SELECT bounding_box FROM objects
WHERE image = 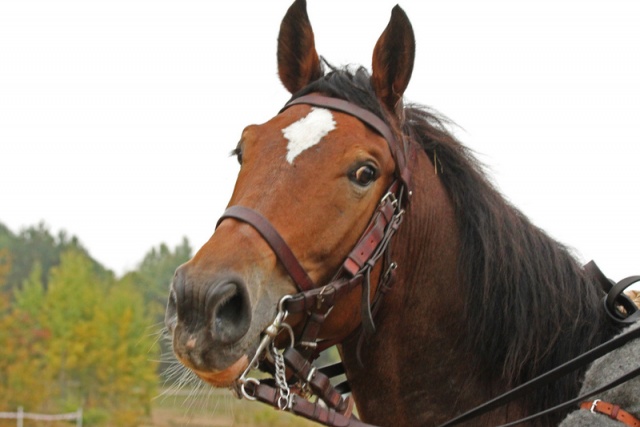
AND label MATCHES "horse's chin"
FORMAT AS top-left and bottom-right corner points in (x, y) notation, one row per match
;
(191, 355), (249, 387)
